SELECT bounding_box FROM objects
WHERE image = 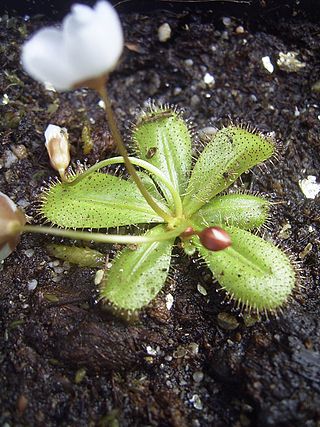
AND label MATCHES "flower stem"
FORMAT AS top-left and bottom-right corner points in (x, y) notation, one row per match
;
(21, 224), (183, 245)
(98, 85), (172, 223)
(67, 155), (183, 218)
